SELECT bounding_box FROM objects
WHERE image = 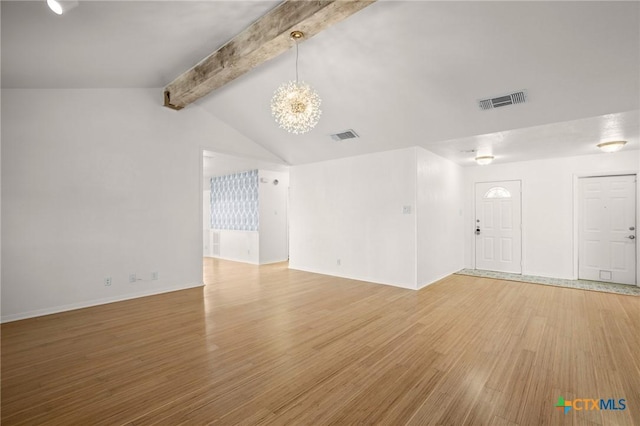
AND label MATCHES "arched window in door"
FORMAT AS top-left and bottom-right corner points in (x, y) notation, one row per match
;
(484, 187), (511, 199)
